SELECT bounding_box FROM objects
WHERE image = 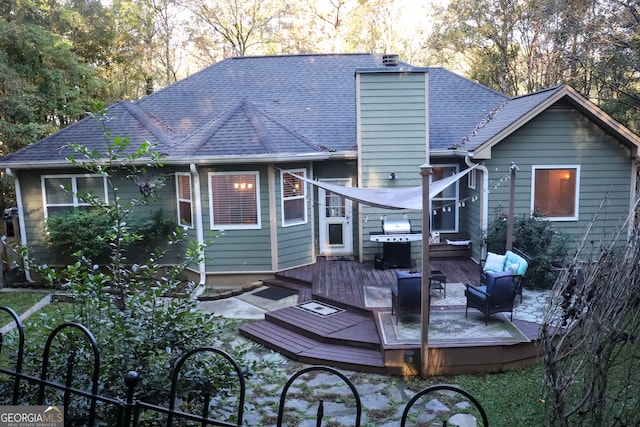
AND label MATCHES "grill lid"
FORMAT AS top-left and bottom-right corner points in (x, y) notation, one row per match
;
(382, 219), (411, 234)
